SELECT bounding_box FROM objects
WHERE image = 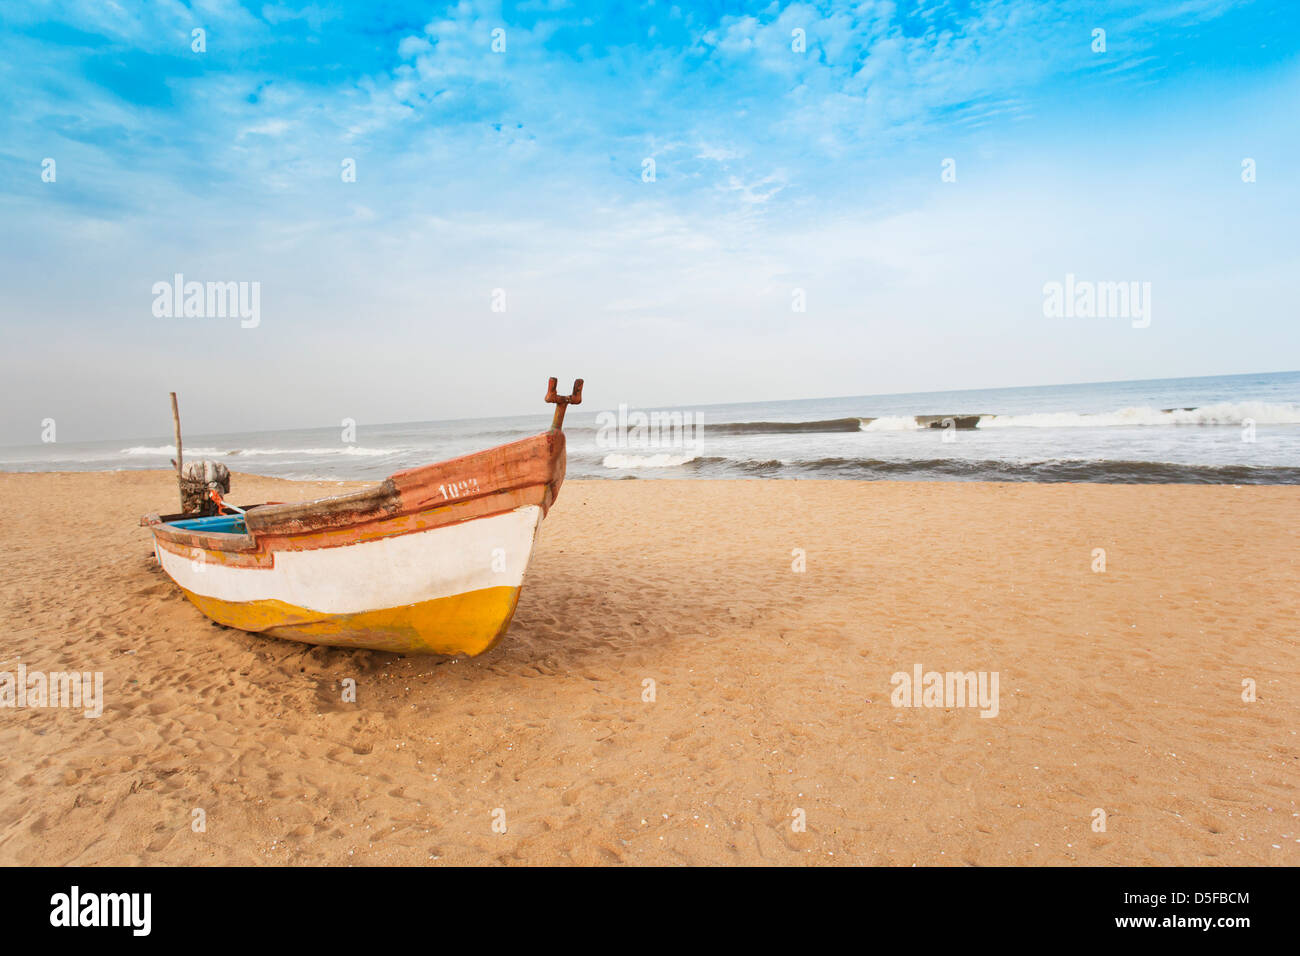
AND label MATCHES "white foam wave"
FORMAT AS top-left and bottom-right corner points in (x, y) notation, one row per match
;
(121, 445), (397, 457)
(853, 402), (1300, 432)
(230, 446), (398, 457)
(602, 453), (698, 469)
(861, 416), (918, 431)
(122, 445), (198, 456)
(979, 402), (1300, 429)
